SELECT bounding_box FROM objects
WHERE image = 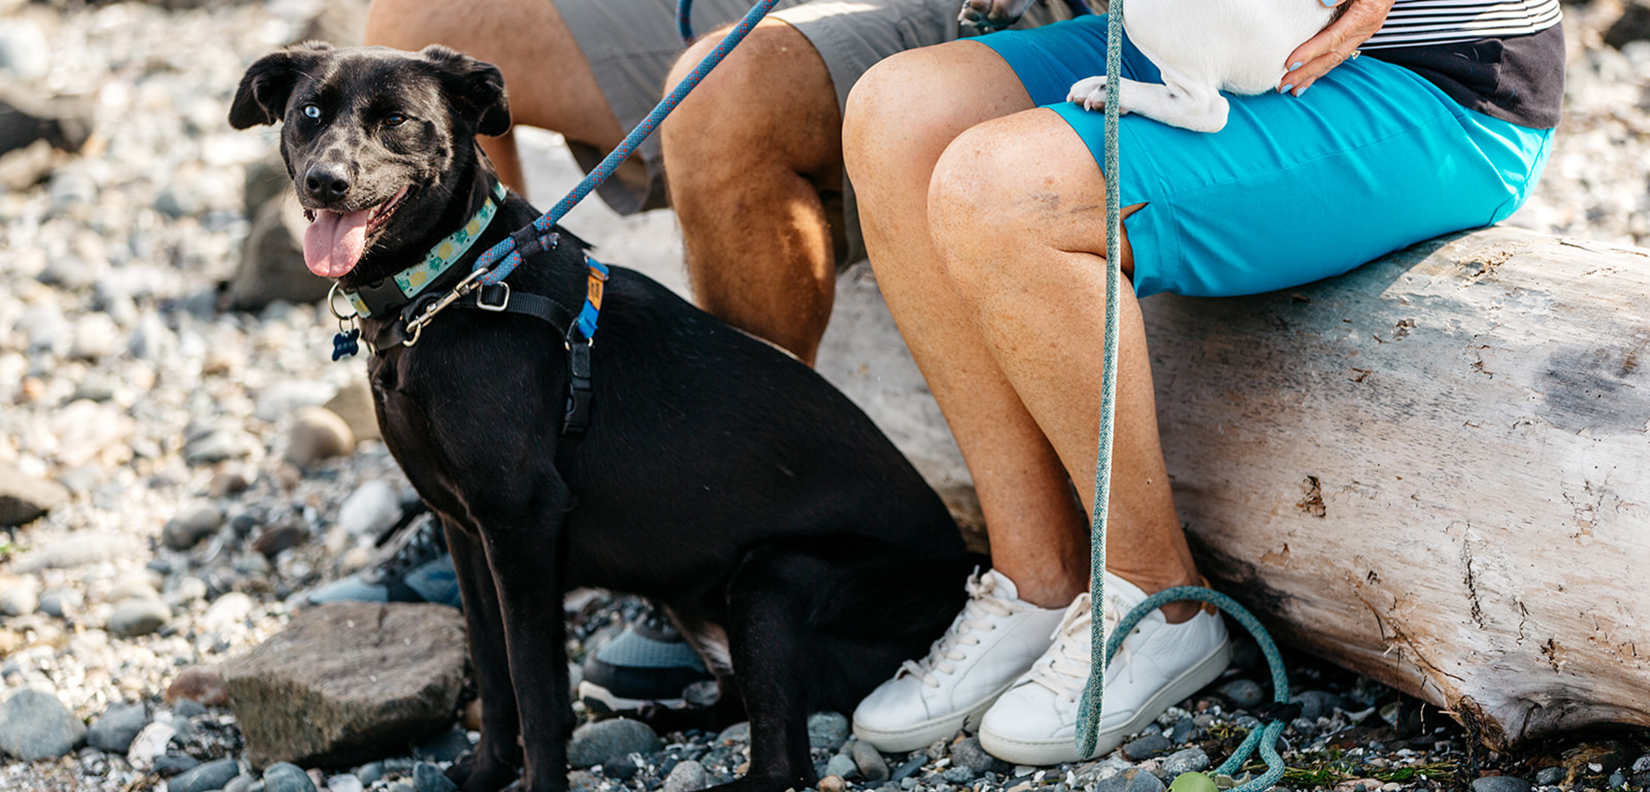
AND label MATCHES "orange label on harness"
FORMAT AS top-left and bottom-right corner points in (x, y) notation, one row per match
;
(587, 276), (604, 310)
